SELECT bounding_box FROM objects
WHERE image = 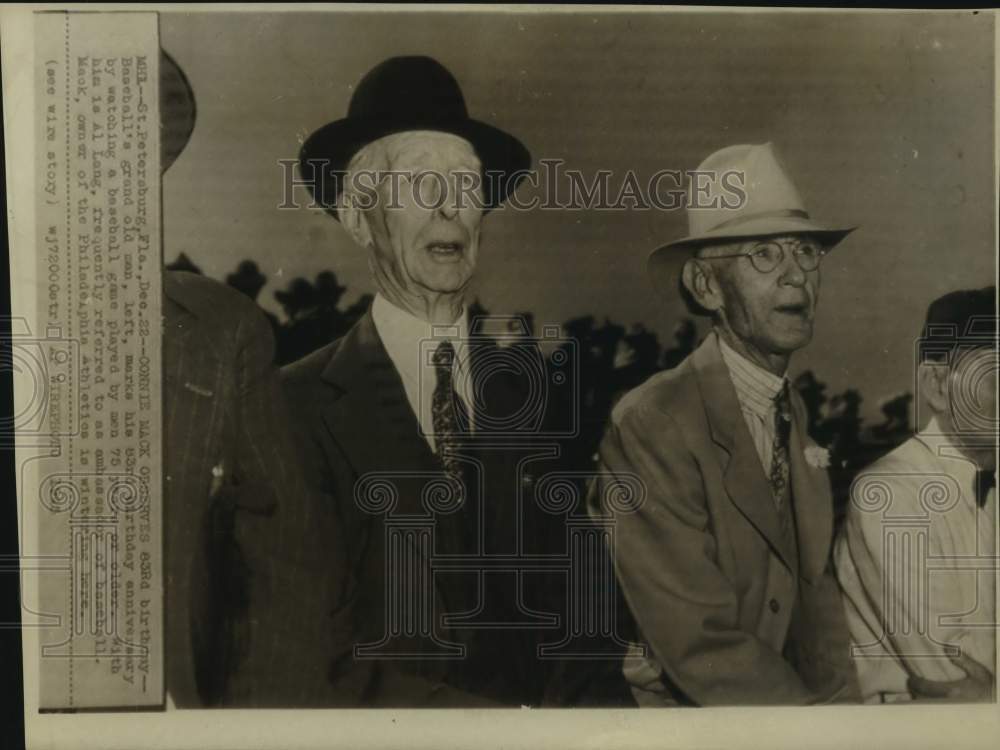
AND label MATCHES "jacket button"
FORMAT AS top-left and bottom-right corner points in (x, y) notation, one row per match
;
(769, 598), (780, 613)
